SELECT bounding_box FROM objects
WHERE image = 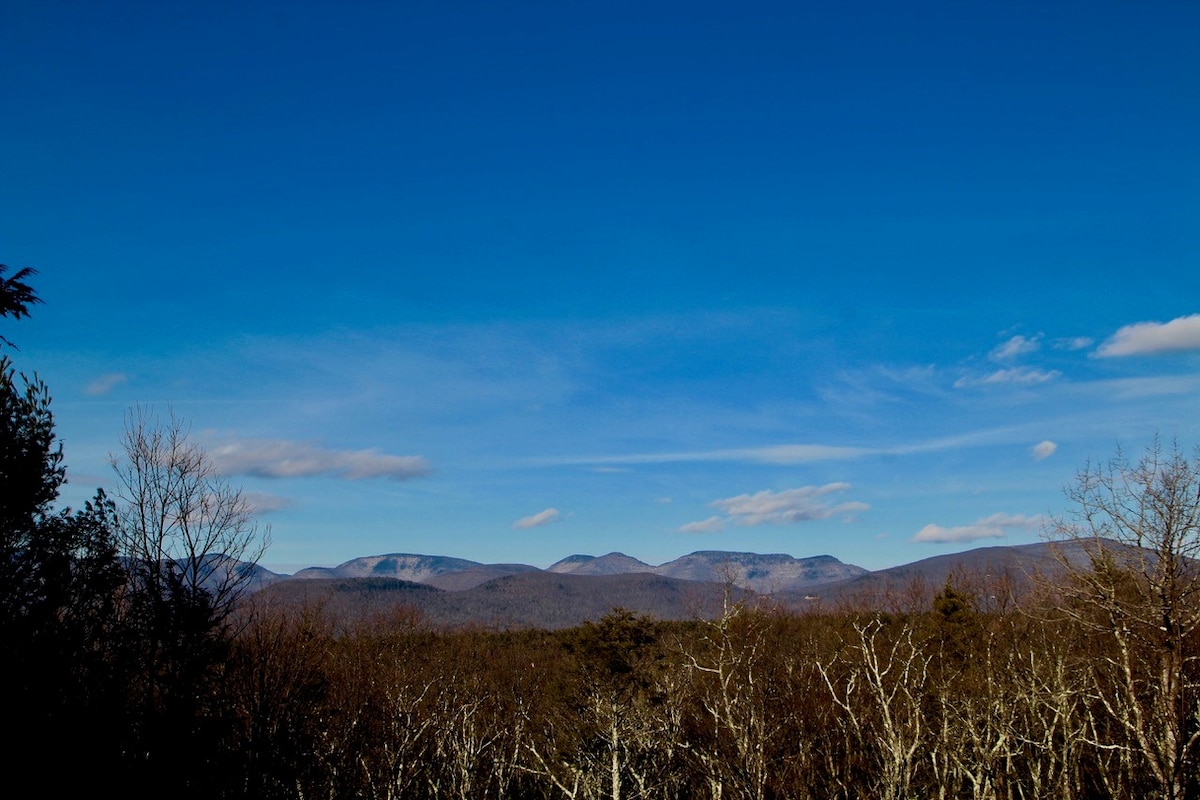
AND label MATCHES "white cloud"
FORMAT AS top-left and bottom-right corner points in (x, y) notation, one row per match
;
(991, 334), (1040, 363)
(954, 367), (1061, 388)
(1032, 440), (1057, 461)
(1094, 374), (1200, 399)
(733, 444), (870, 464)
(711, 483), (869, 527)
(1095, 314), (1200, 357)
(678, 516), (725, 533)
(912, 512), (1045, 544)
(540, 443), (869, 467)
(544, 429), (1061, 472)
(85, 372), (128, 396)
(210, 437), (429, 481)
(1053, 336), (1093, 351)
(513, 508), (561, 529)
(243, 491), (295, 514)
